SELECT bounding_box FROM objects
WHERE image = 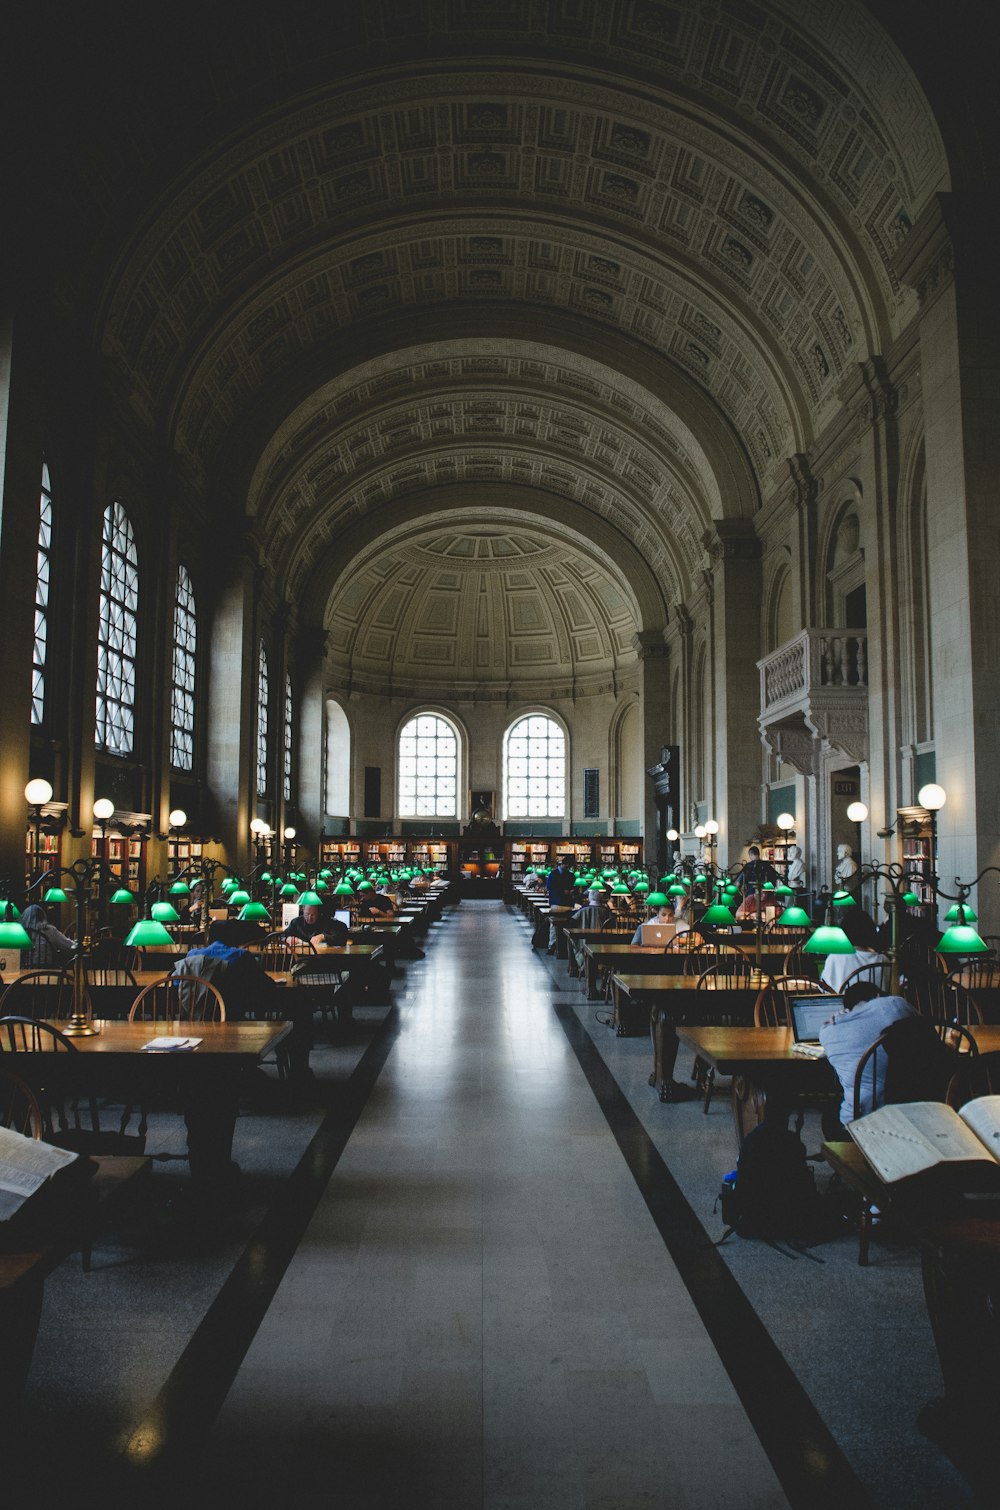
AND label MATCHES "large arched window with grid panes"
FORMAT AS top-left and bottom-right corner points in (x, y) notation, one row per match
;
(256, 643), (269, 796)
(32, 462), (53, 726)
(397, 713), (458, 819)
(96, 500), (138, 755)
(503, 713), (566, 820)
(170, 565), (196, 770)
